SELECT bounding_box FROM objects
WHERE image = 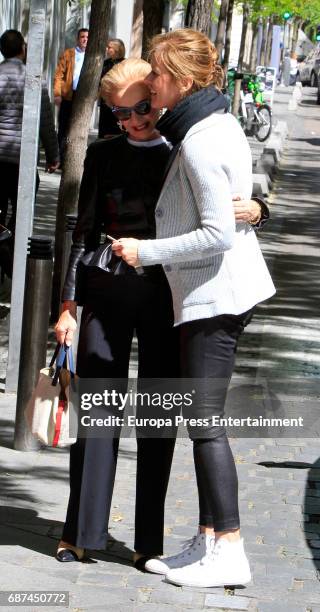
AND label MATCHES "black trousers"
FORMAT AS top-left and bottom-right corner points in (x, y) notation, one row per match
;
(58, 99), (73, 162)
(180, 311), (253, 531)
(0, 161), (39, 278)
(62, 269), (180, 554)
